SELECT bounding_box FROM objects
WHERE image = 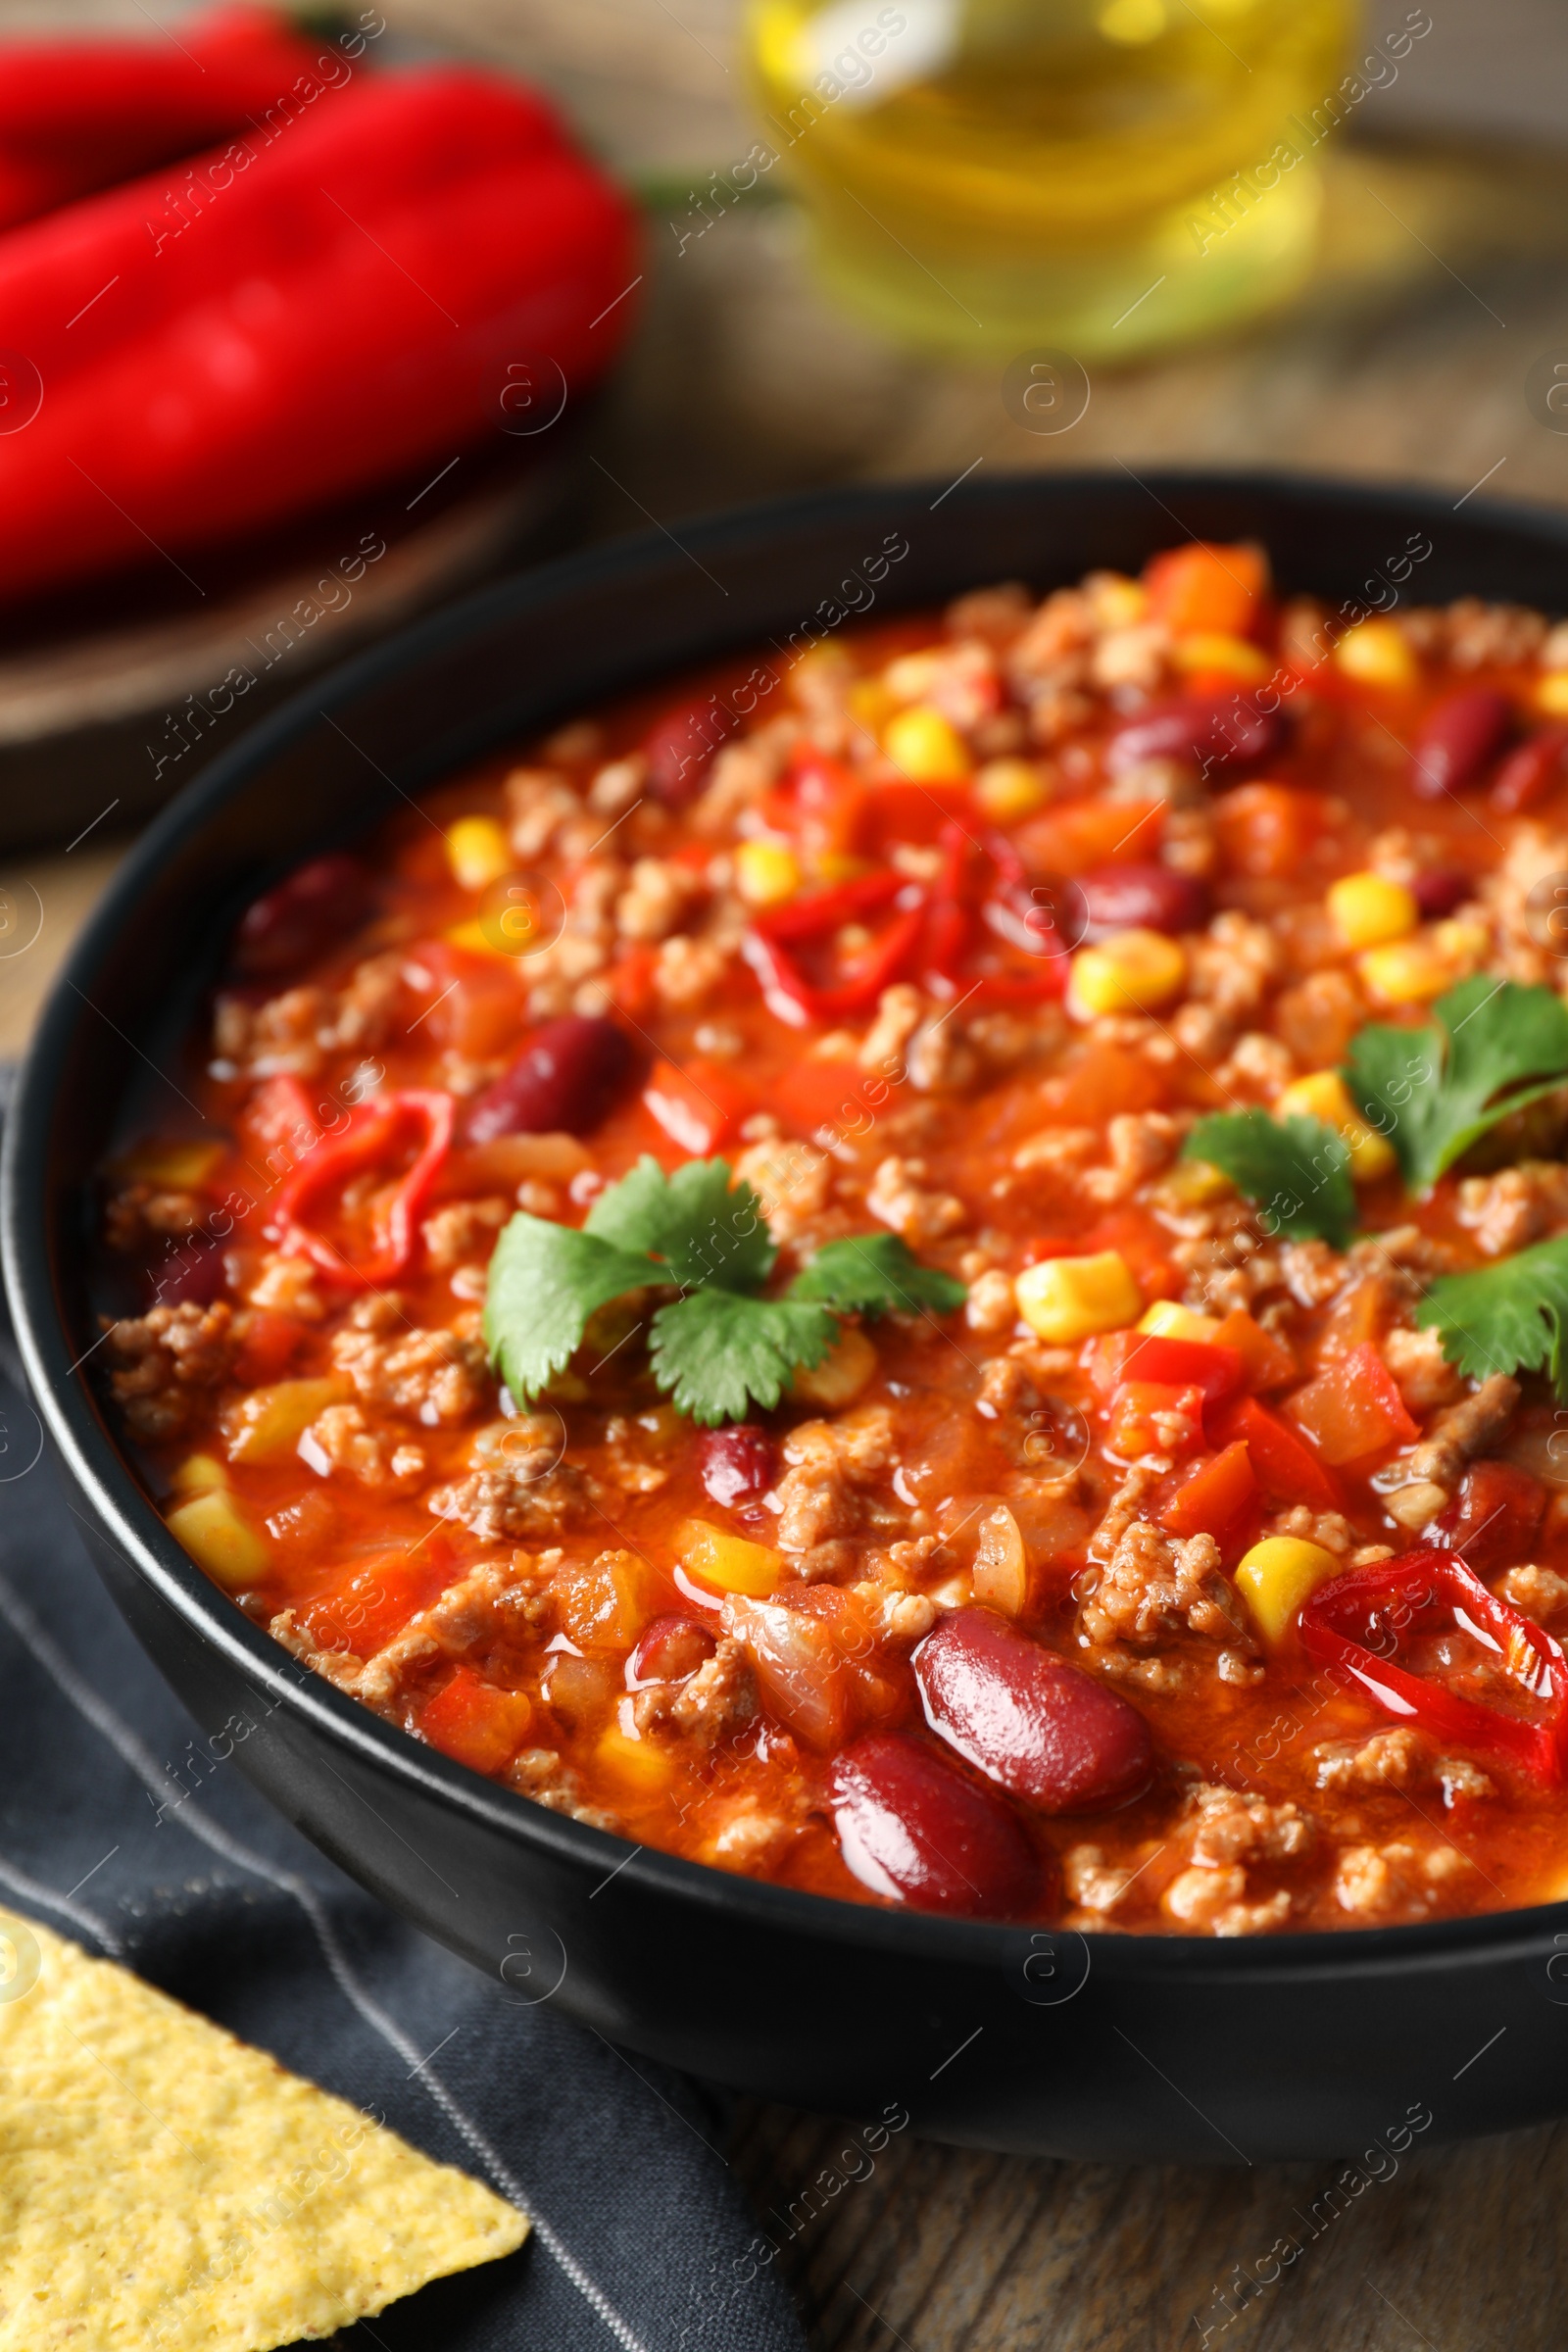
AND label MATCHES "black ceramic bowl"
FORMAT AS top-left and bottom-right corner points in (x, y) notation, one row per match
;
(11, 470), (1568, 2165)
